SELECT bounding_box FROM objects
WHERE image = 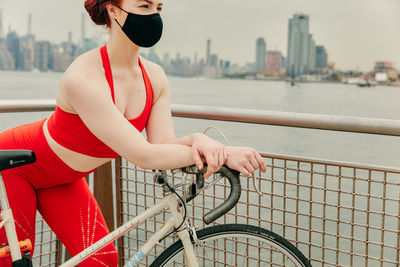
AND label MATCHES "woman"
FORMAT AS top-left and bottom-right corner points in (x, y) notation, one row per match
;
(0, 0), (267, 266)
